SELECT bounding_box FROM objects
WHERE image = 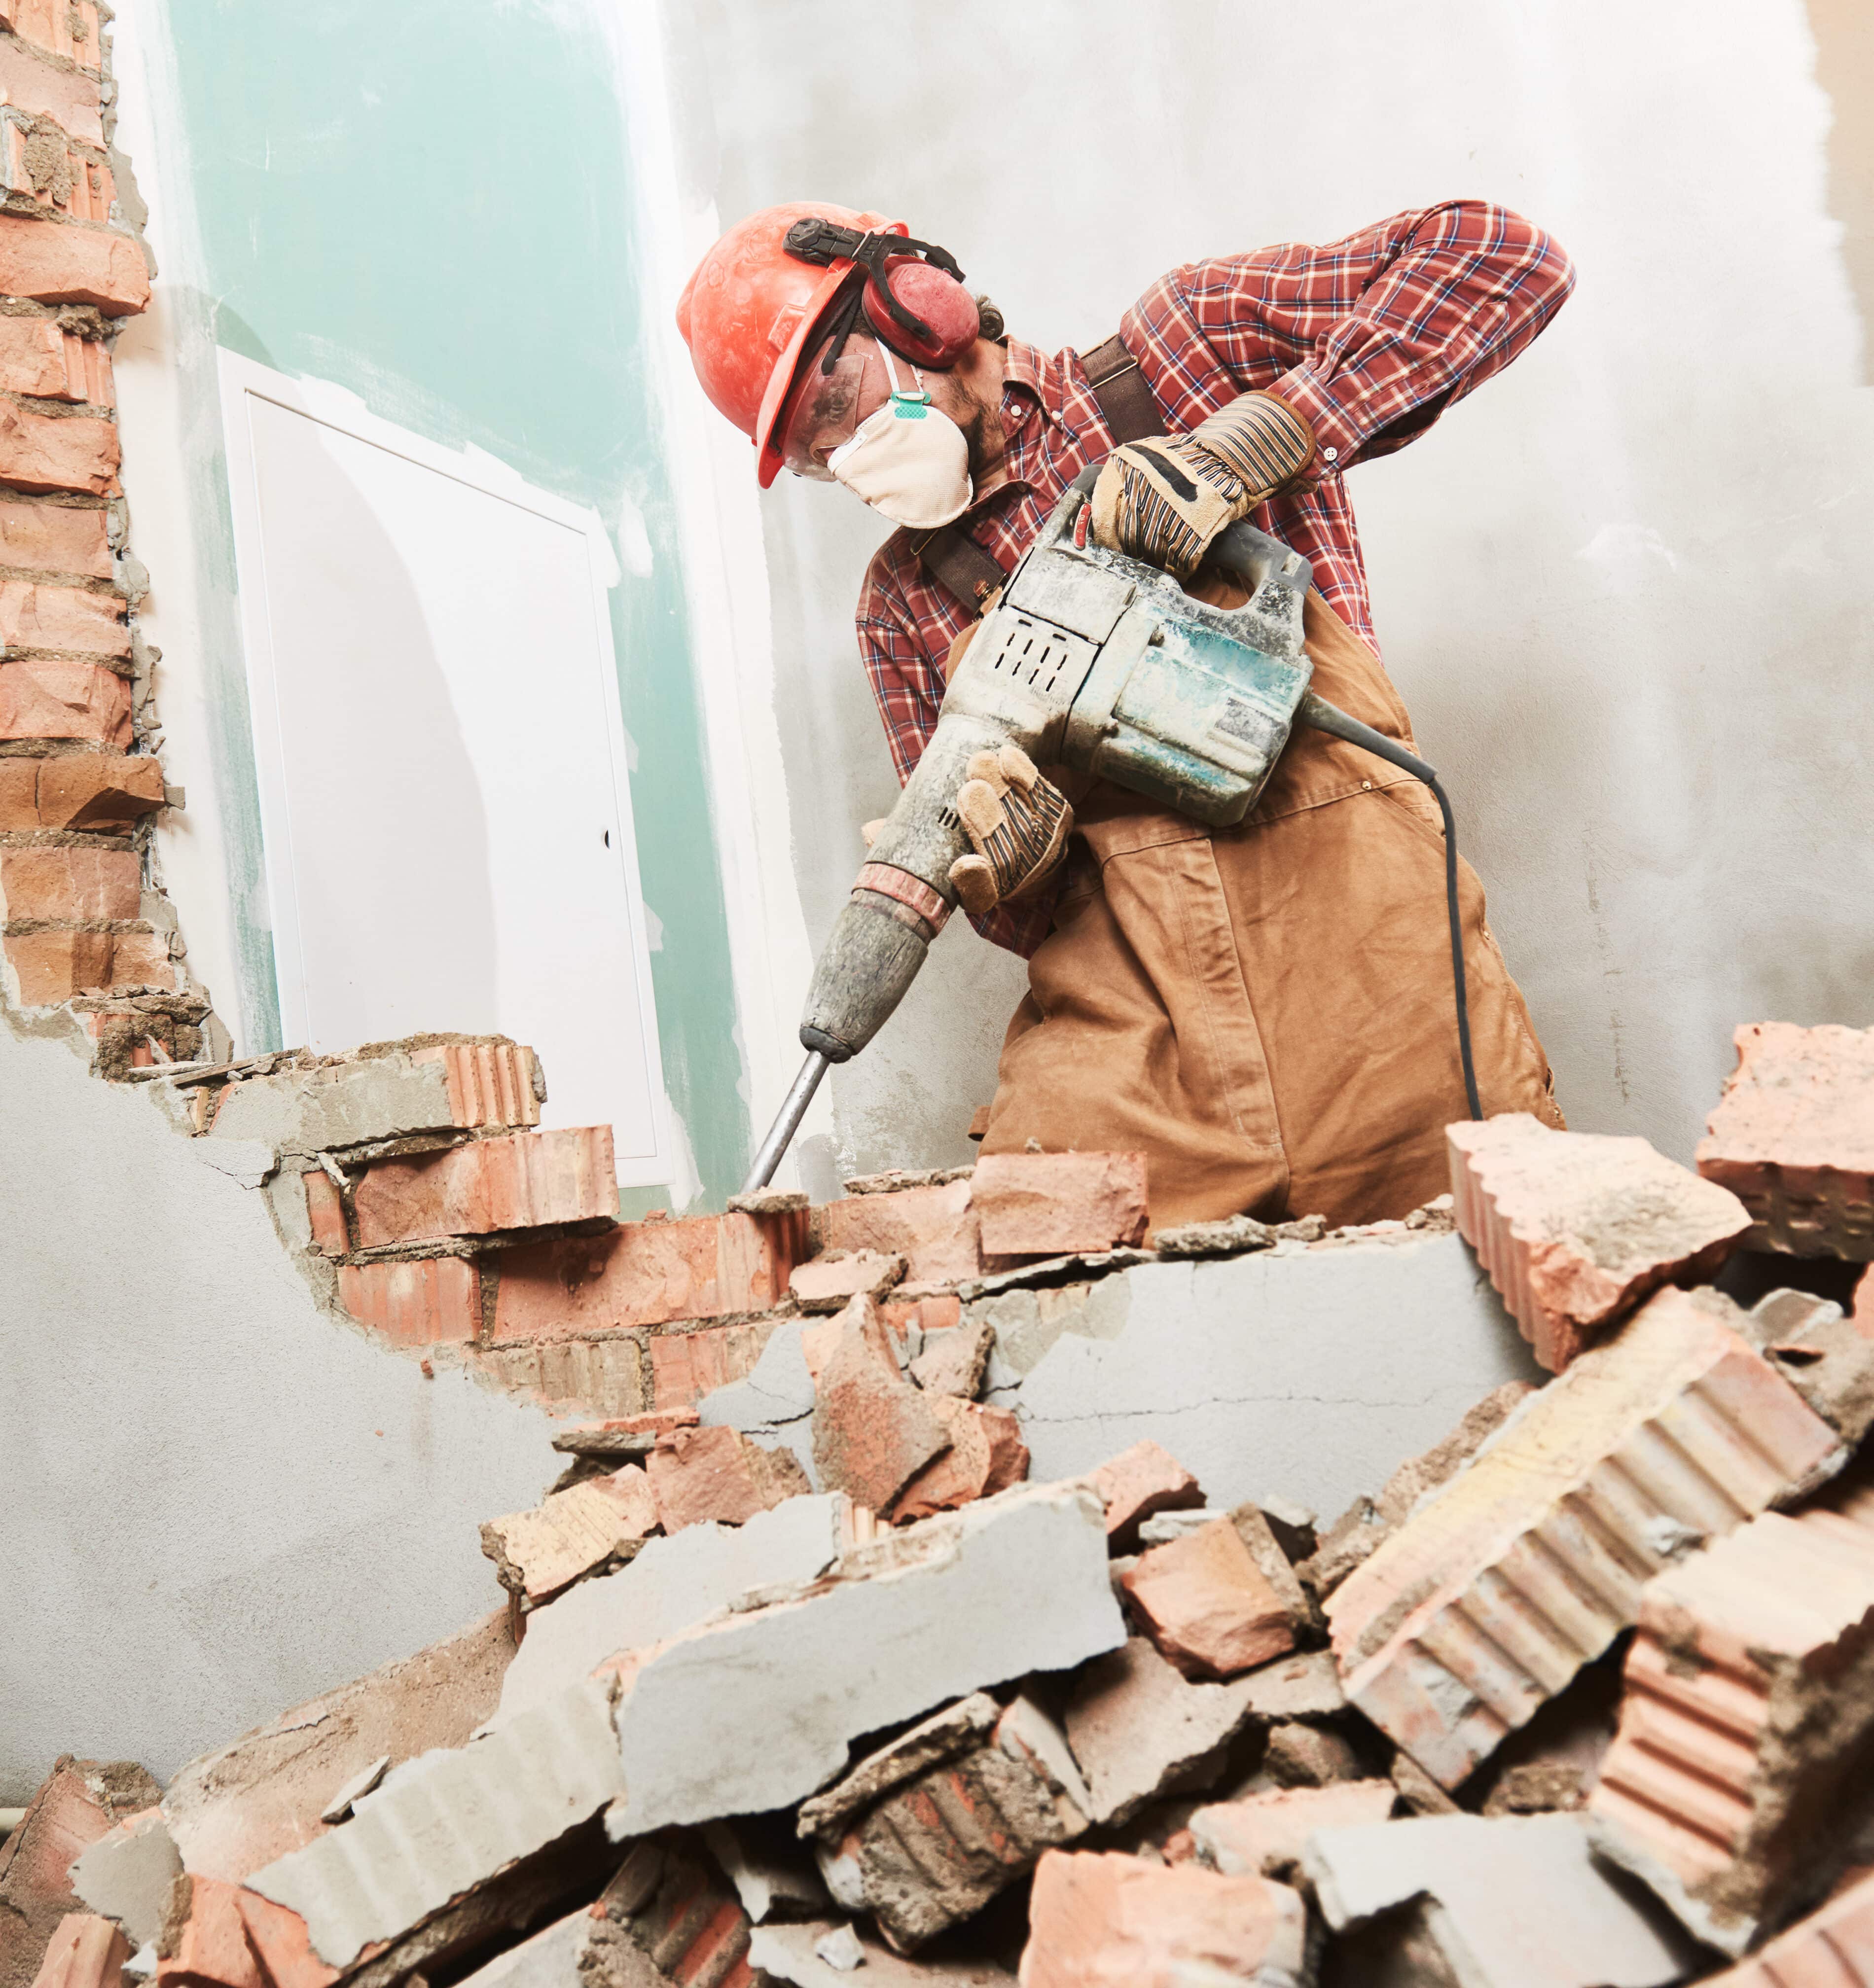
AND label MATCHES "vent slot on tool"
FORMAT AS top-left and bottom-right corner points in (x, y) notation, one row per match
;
(985, 613), (1097, 699)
